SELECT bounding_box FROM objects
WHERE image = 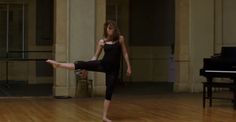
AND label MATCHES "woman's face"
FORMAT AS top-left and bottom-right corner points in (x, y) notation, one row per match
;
(106, 24), (114, 37)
